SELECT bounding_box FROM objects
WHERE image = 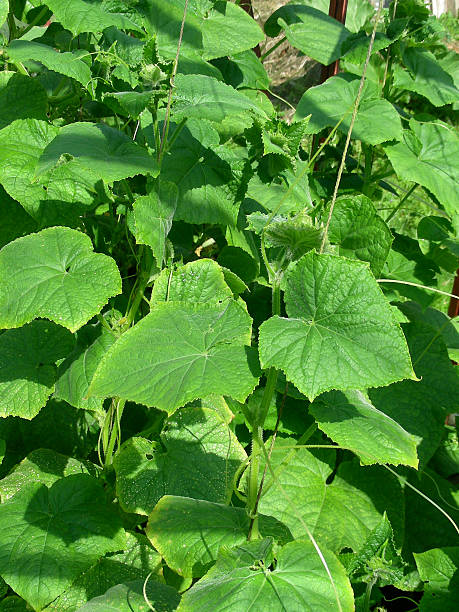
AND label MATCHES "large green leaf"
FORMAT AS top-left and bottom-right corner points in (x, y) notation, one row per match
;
(326, 194), (393, 276)
(159, 120), (242, 226)
(7, 41), (91, 87)
(113, 406), (246, 515)
(0, 227), (122, 332)
(0, 0), (7, 26)
(415, 547), (459, 612)
(256, 442), (404, 552)
(259, 252), (415, 401)
(0, 119), (101, 225)
(0, 321), (74, 419)
(383, 120), (459, 218)
(295, 76), (403, 145)
(0, 449), (98, 501)
(369, 322), (459, 468)
(45, 533), (163, 612)
(394, 47), (459, 107)
(75, 579), (180, 612)
(0, 74), (48, 130)
(42, 0), (142, 35)
(0, 475), (125, 611)
(310, 390), (418, 467)
(141, 0), (263, 60)
(89, 300), (259, 414)
(36, 123), (159, 183)
(264, 4), (350, 65)
(146, 496), (292, 577)
(178, 538), (354, 612)
(54, 324), (117, 413)
(172, 74), (268, 123)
